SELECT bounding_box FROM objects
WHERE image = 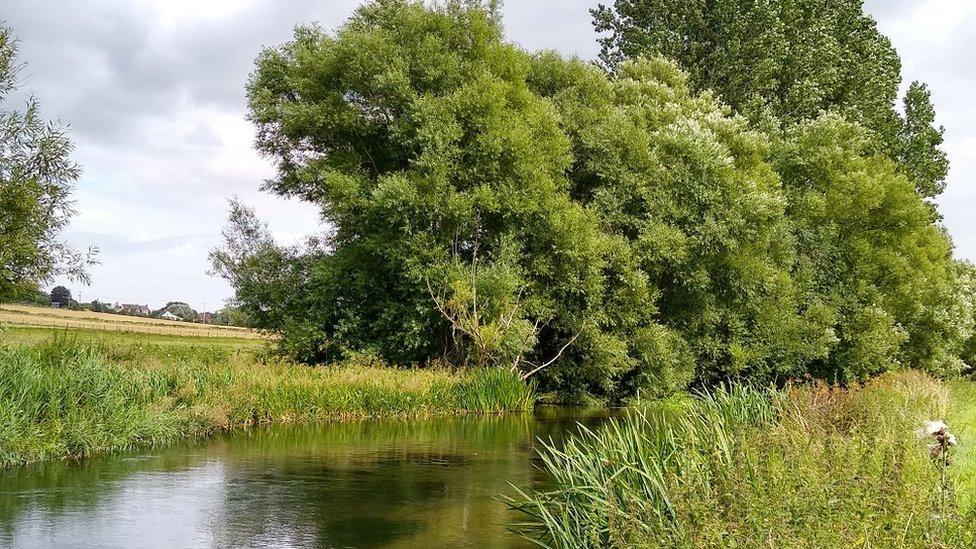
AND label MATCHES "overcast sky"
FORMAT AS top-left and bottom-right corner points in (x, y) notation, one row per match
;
(2, 0), (973, 311)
